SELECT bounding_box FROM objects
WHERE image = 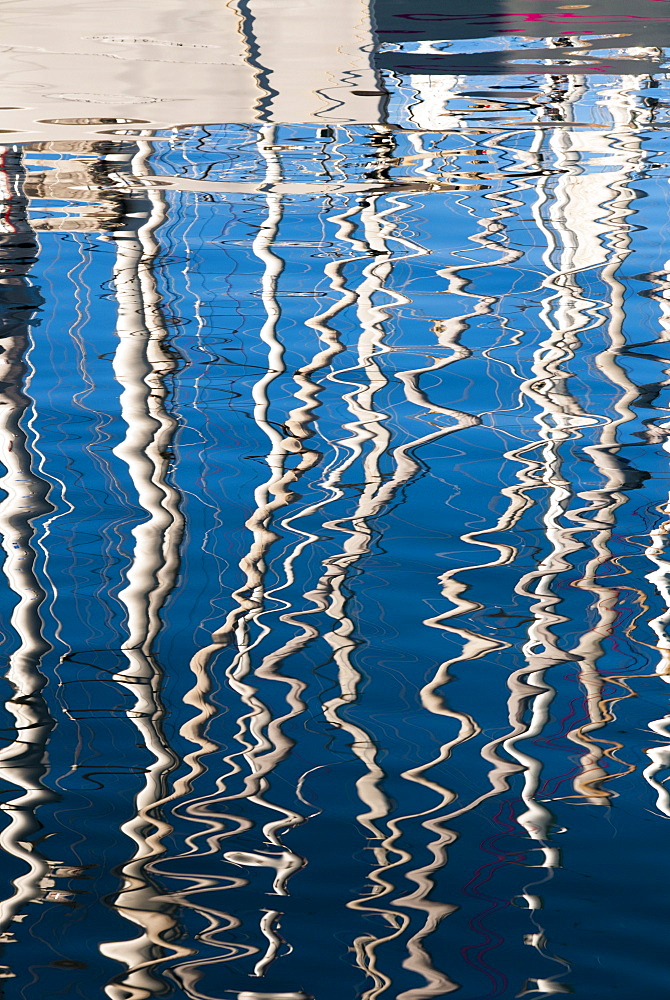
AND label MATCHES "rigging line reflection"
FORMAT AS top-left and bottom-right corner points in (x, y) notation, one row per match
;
(421, 66), (653, 824)
(98, 138), (188, 1000)
(0, 146), (56, 941)
(239, 198), (392, 865)
(293, 183), (477, 997)
(563, 74), (655, 805)
(390, 153), (564, 1000)
(306, 190), (420, 1000)
(432, 77), (625, 989)
(163, 132), (424, 998)
(518, 78), (613, 812)
(456, 164), (586, 997)
(407, 158), (541, 791)
(406, 97), (601, 990)
(423, 69), (654, 991)
(228, 182), (428, 984)
(496, 71), (657, 816)
(166, 131), (431, 995)
(166, 126), (321, 996)
(167, 135), (472, 997)
(332, 141), (549, 999)
(643, 184), (670, 816)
